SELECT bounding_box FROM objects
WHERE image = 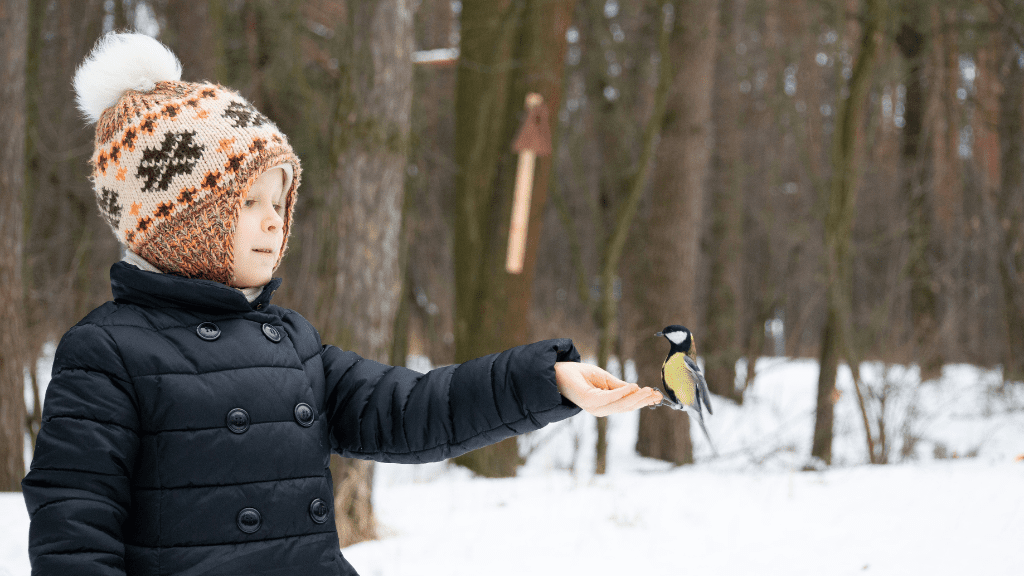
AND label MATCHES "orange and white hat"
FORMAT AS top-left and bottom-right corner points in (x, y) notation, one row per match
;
(75, 32), (301, 285)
